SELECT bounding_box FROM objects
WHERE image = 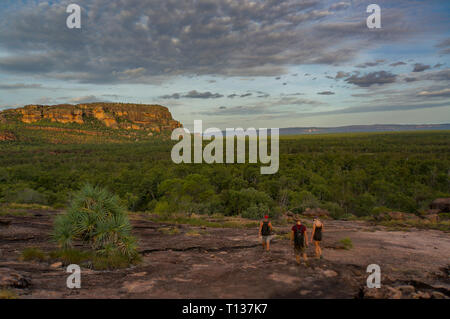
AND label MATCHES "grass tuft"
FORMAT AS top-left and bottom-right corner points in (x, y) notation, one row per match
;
(49, 248), (141, 270)
(49, 249), (92, 265)
(0, 289), (18, 299)
(20, 247), (47, 262)
(159, 227), (180, 235)
(339, 237), (353, 250)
